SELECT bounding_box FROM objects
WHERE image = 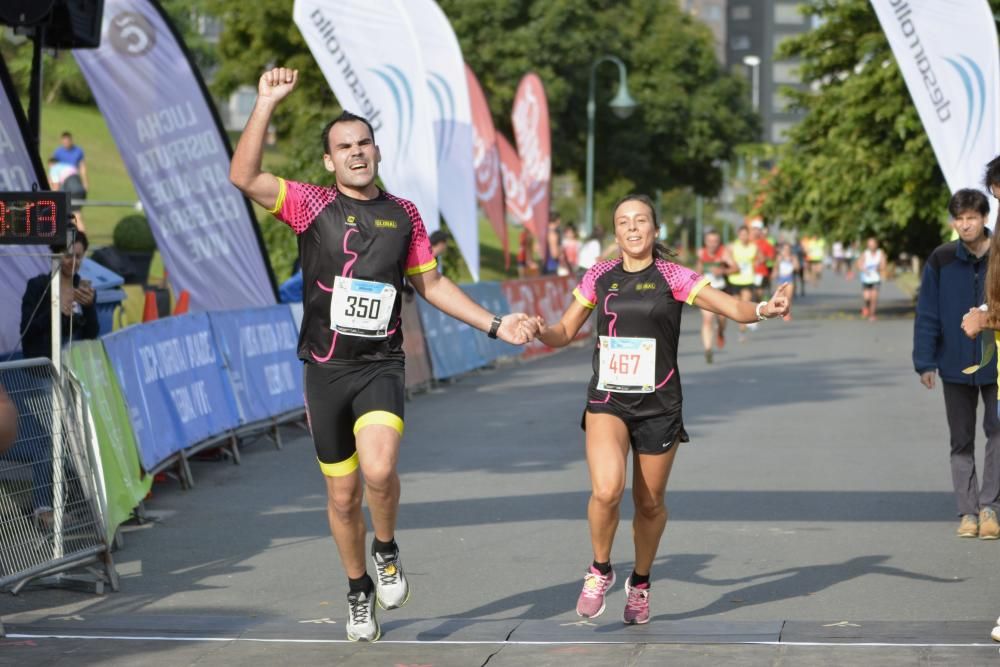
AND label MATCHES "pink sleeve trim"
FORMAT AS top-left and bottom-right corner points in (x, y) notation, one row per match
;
(384, 192), (436, 271)
(576, 259), (620, 307)
(656, 259), (708, 304)
(273, 179), (337, 235)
